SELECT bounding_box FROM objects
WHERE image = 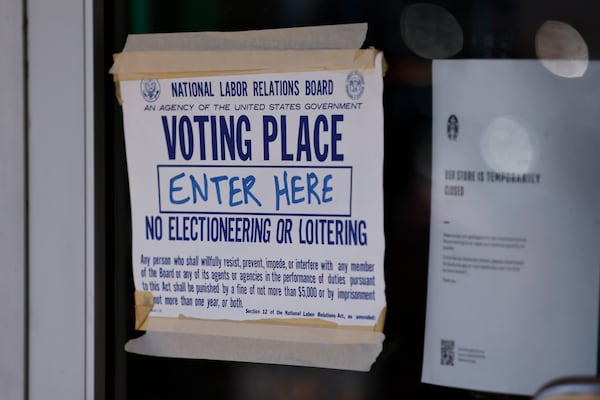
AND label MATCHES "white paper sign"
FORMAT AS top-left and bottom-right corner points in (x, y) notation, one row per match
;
(422, 60), (600, 395)
(120, 59), (386, 327)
